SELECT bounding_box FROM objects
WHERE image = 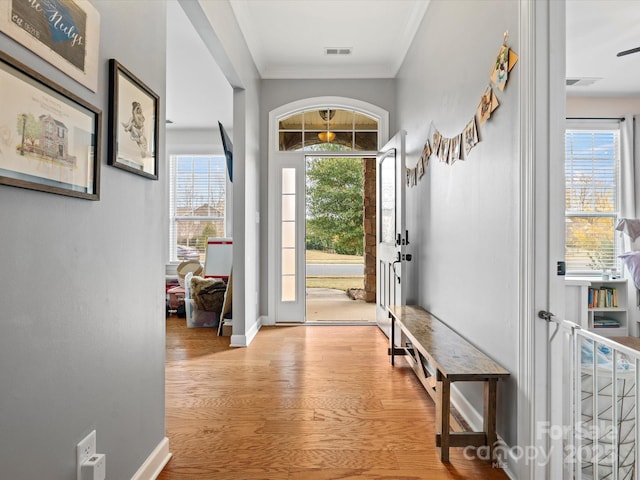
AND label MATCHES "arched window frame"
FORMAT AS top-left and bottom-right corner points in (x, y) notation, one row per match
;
(269, 97), (389, 155)
(277, 107), (379, 152)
